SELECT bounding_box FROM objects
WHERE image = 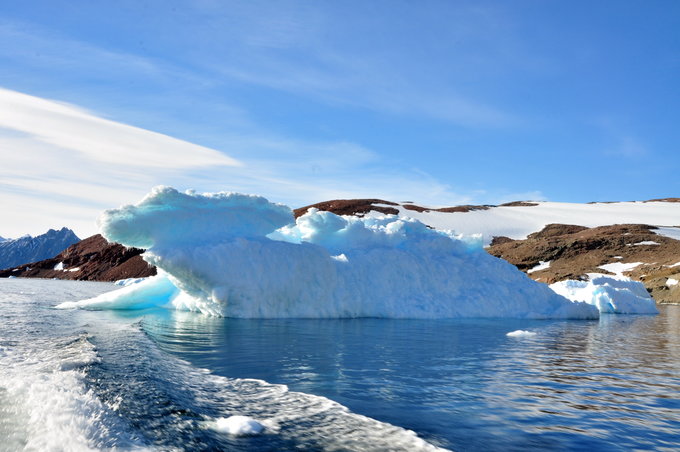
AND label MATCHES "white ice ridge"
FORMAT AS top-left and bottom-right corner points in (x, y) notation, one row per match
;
(550, 273), (658, 315)
(60, 186), (598, 319)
